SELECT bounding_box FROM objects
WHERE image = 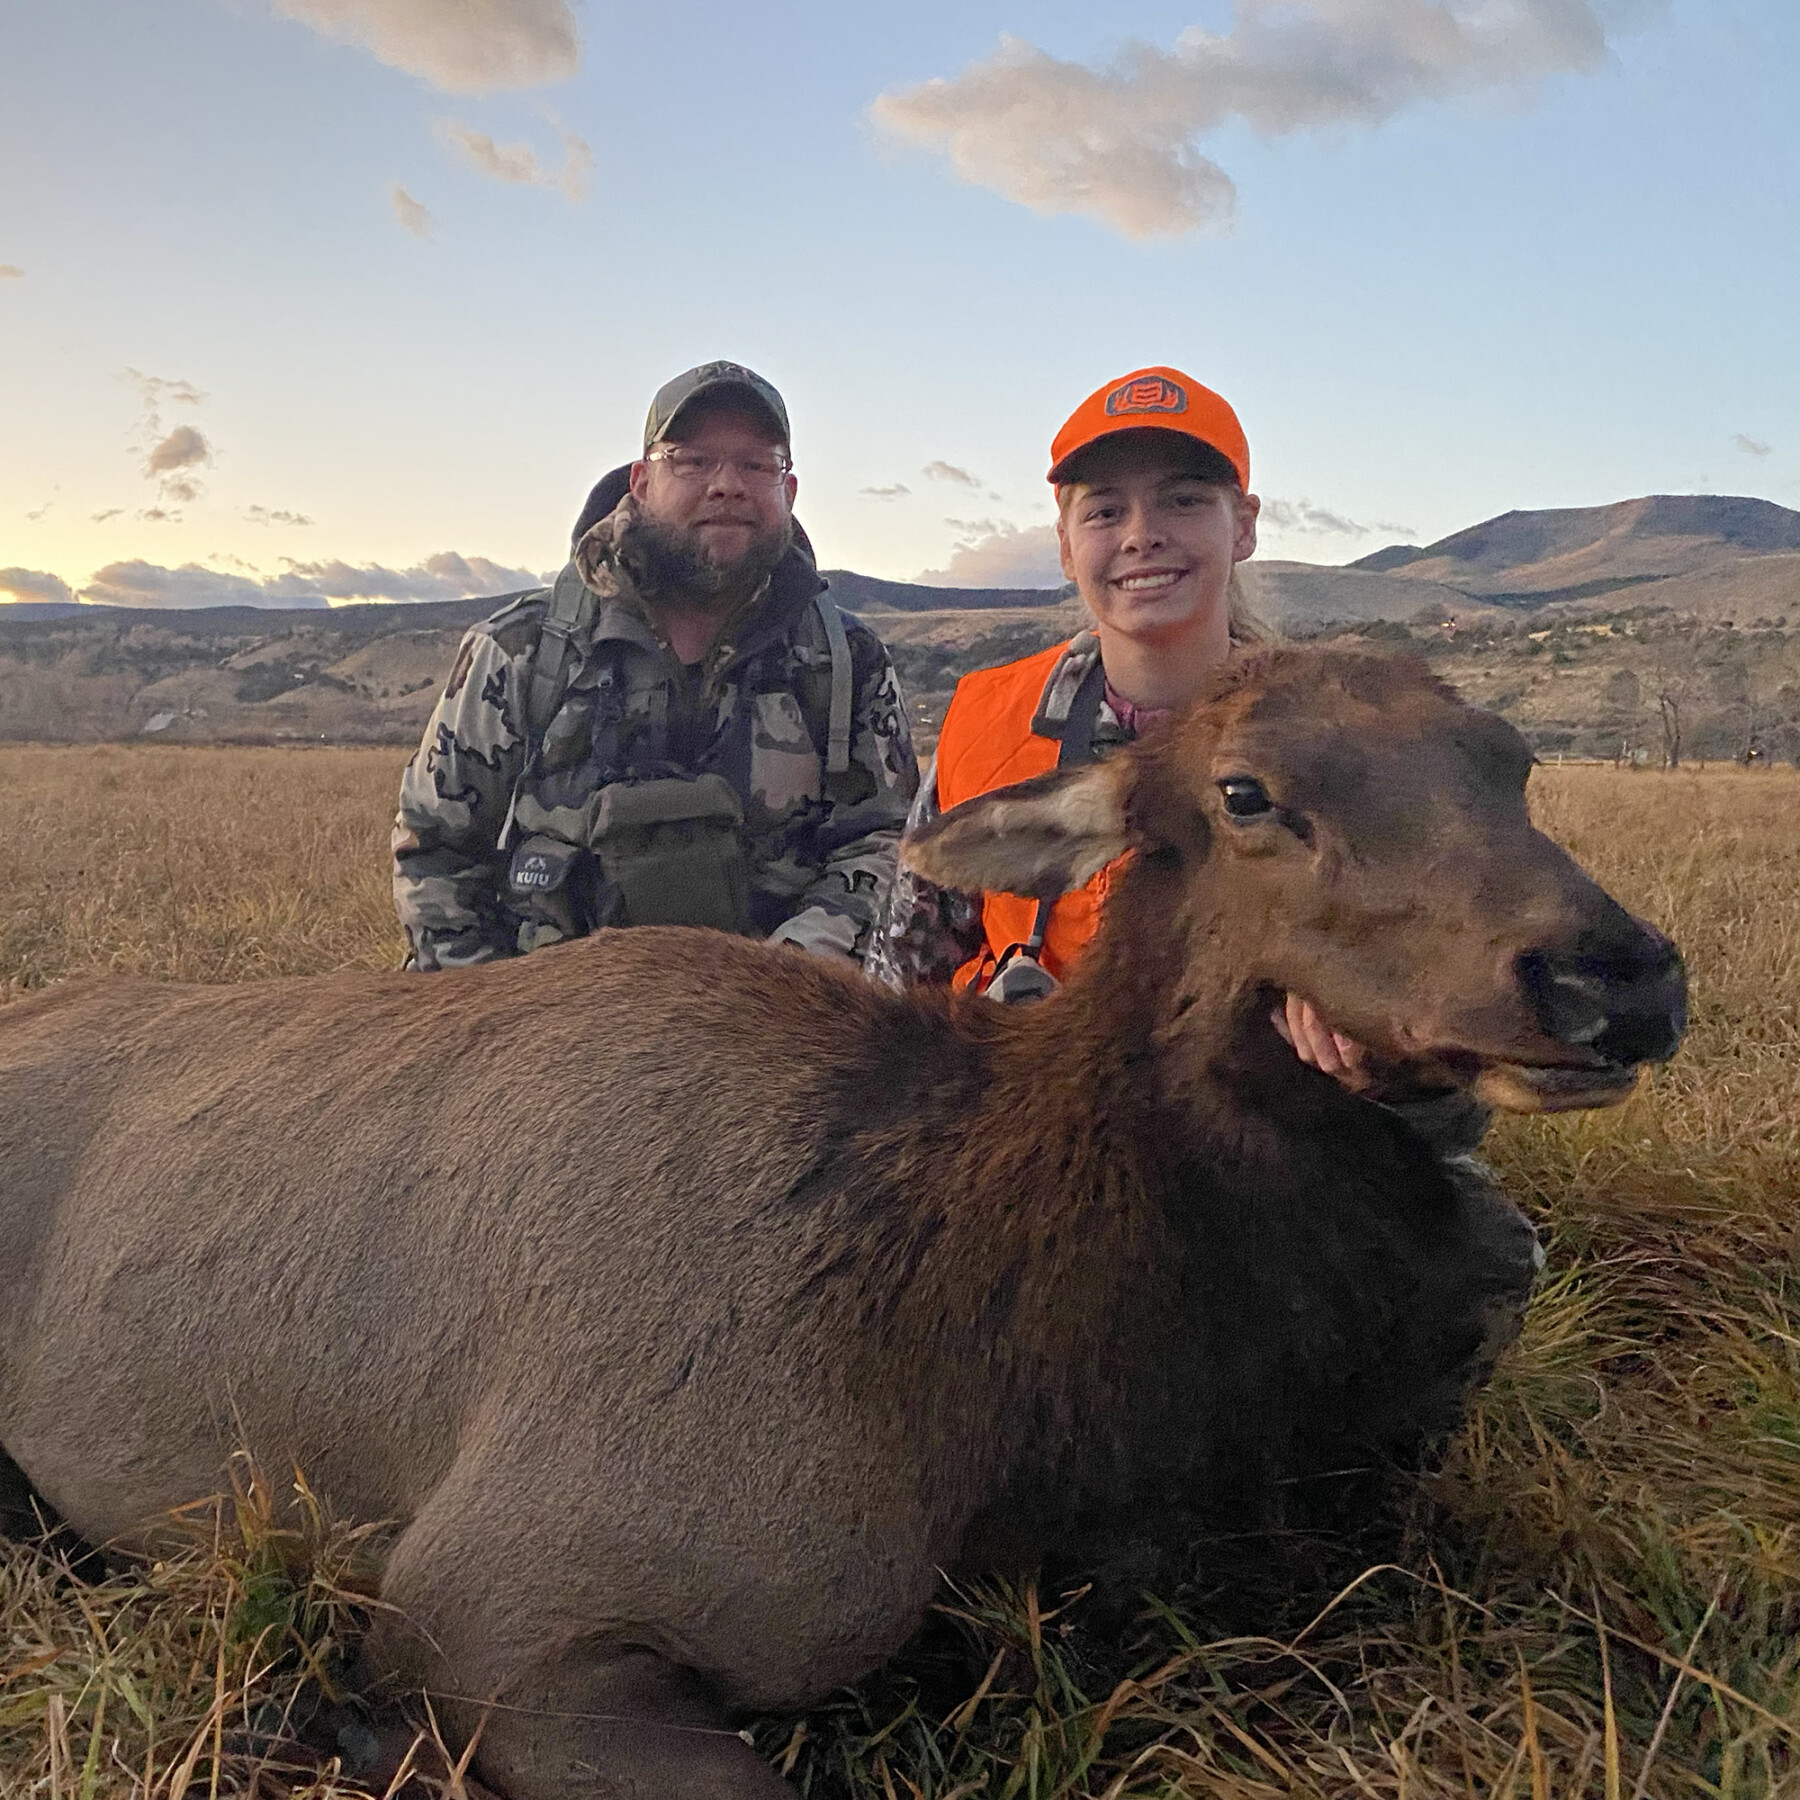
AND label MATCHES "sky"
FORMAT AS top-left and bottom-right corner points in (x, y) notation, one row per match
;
(1, 0), (1796, 608)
